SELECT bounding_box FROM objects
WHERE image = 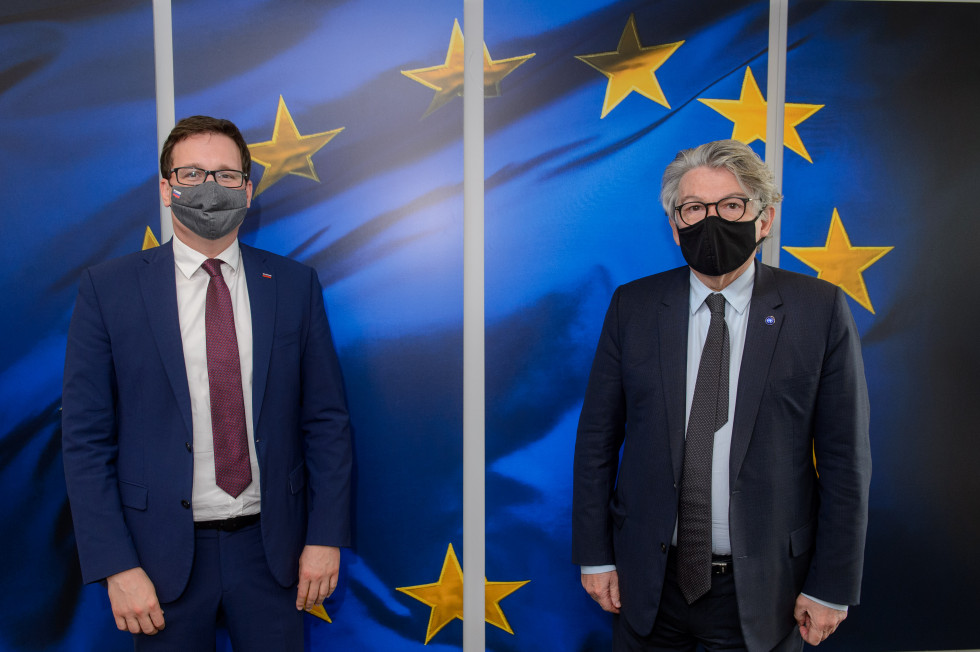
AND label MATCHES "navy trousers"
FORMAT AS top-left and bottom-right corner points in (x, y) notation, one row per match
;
(134, 521), (302, 652)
